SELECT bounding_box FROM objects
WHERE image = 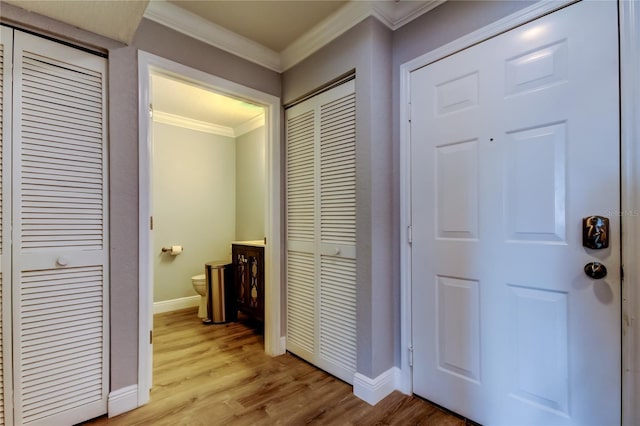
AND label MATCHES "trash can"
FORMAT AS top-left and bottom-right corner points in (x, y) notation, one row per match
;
(204, 260), (235, 324)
